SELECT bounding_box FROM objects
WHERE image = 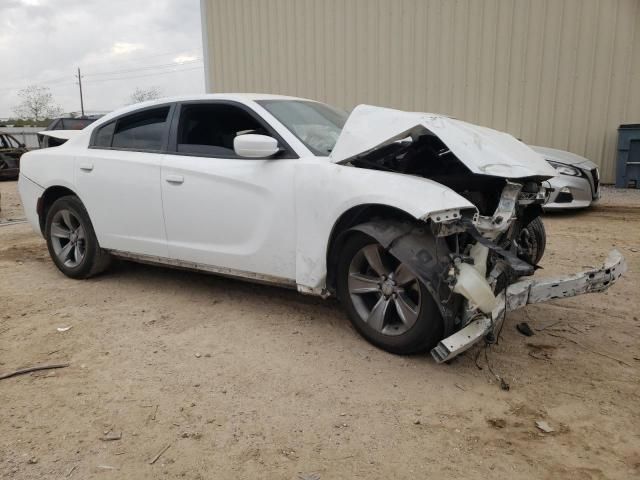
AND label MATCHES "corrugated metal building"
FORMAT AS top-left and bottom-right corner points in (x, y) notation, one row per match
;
(200, 0), (640, 183)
